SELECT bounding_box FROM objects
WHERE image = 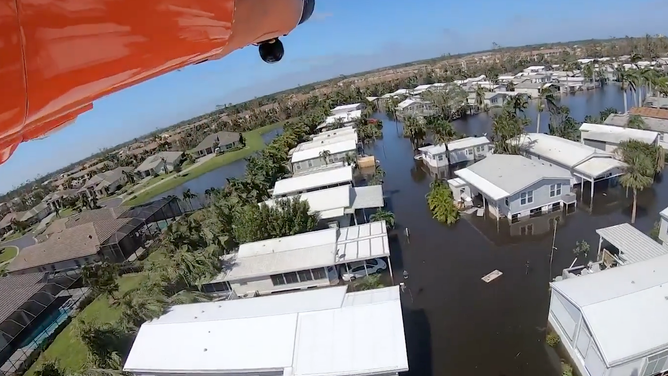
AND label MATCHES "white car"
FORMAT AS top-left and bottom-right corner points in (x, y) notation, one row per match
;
(341, 258), (387, 281)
